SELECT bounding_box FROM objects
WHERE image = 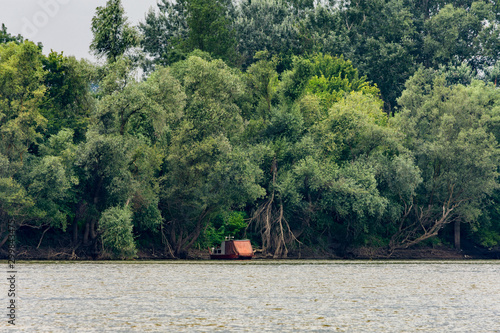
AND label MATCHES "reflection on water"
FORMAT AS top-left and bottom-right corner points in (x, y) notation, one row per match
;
(10, 260), (500, 332)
